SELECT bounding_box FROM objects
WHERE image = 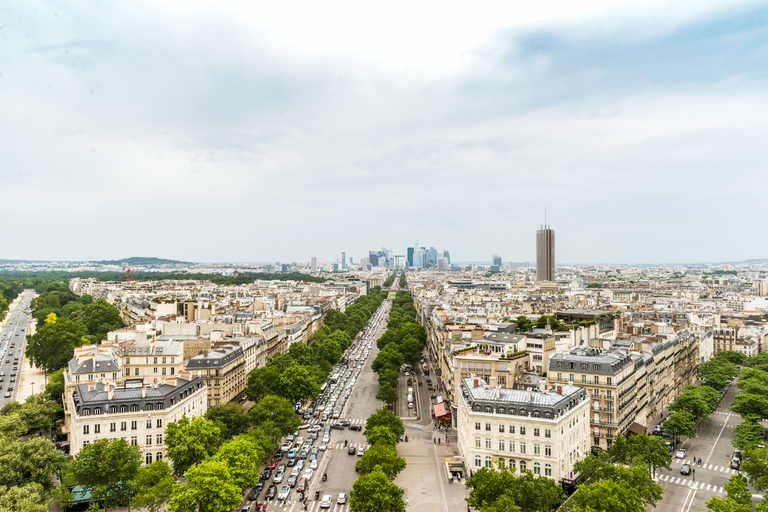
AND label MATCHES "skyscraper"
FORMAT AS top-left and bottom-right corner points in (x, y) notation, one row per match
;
(407, 246), (415, 267)
(536, 226), (555, 281)
(492, 254), (502, 267)
(311, 257), (317, 272)
(342, 252), (346, 269)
